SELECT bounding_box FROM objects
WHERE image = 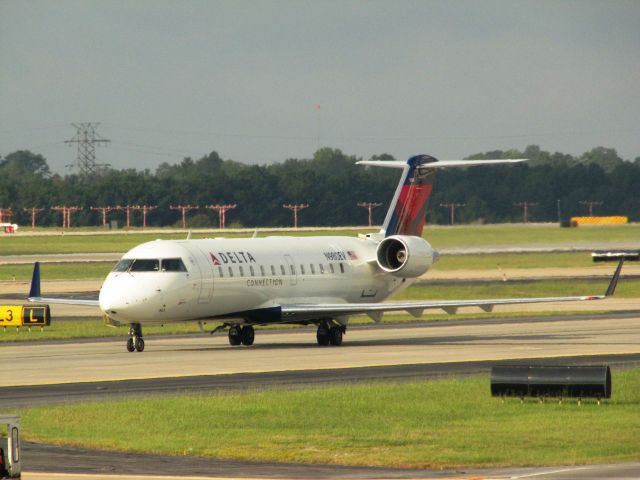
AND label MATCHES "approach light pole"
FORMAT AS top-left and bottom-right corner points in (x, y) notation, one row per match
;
(283, 203), (309, 229)
(138, 205), (157, 228)
(170, 205), (198, 229)
(579, 200), (603, 216)
(206, 204), (237, 229)
(514, 201), (538, 224)
(0, 208), (13, 224)
(439, 203), (466, 225)
(90, 206), (120, 226)
(357, 202), (383, 227)
(52, 206), (82, 228)
(23, 207), (44, 228)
